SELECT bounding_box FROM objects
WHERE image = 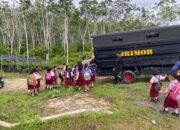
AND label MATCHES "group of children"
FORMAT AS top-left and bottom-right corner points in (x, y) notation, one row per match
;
(59, 63), (96, 91)
(149, 67), (180, 117)
(27, 62), (96, 96)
